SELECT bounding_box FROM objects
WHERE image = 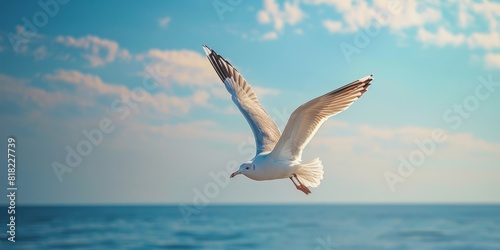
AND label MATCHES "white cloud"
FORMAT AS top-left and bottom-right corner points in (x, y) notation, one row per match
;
(471, 0), (500, 30)
(309, 0), (442, 33)
(471, 1), (500, 15)
(136, 49), (219, 87)
(210, 86), (229, 99)
(283, 1), (305, 25)
(484, 53), (500, 68)
(336, 0), (378, 32)
(252, 86), (280, 96)
(158, 16), (171, 29)
(257, 0), (281, 29)
(380, 0), (500, 70)
(458, 2), (474, 28)
(256, 0), (305, 38)
(260, 31), (278, 40)
(44, 69), (129, 96)
(417, 27), (465, 47)
(135, 120), (244, 142)
(323, 19), (343, 33)
(14, 65), (278, 120)
(257, 10), (271, 24)
(308, 0), (494, 69)
(55, 35), (131, 67)
(312, 0), (442, 33)
(118, 49), (132, 61)
(44, 69), (210, 115)
(0, 73), (90, 108)
(33, 45), (48, 61)
(304, 0), (352, 12)
(192, 90), (210, 105)
(135, 48), (281, 116)
(152, 91), (211, 114)
(311, 122), (500, 165)
(382, 0), (441, 31)
(467, 31), (500, 50)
